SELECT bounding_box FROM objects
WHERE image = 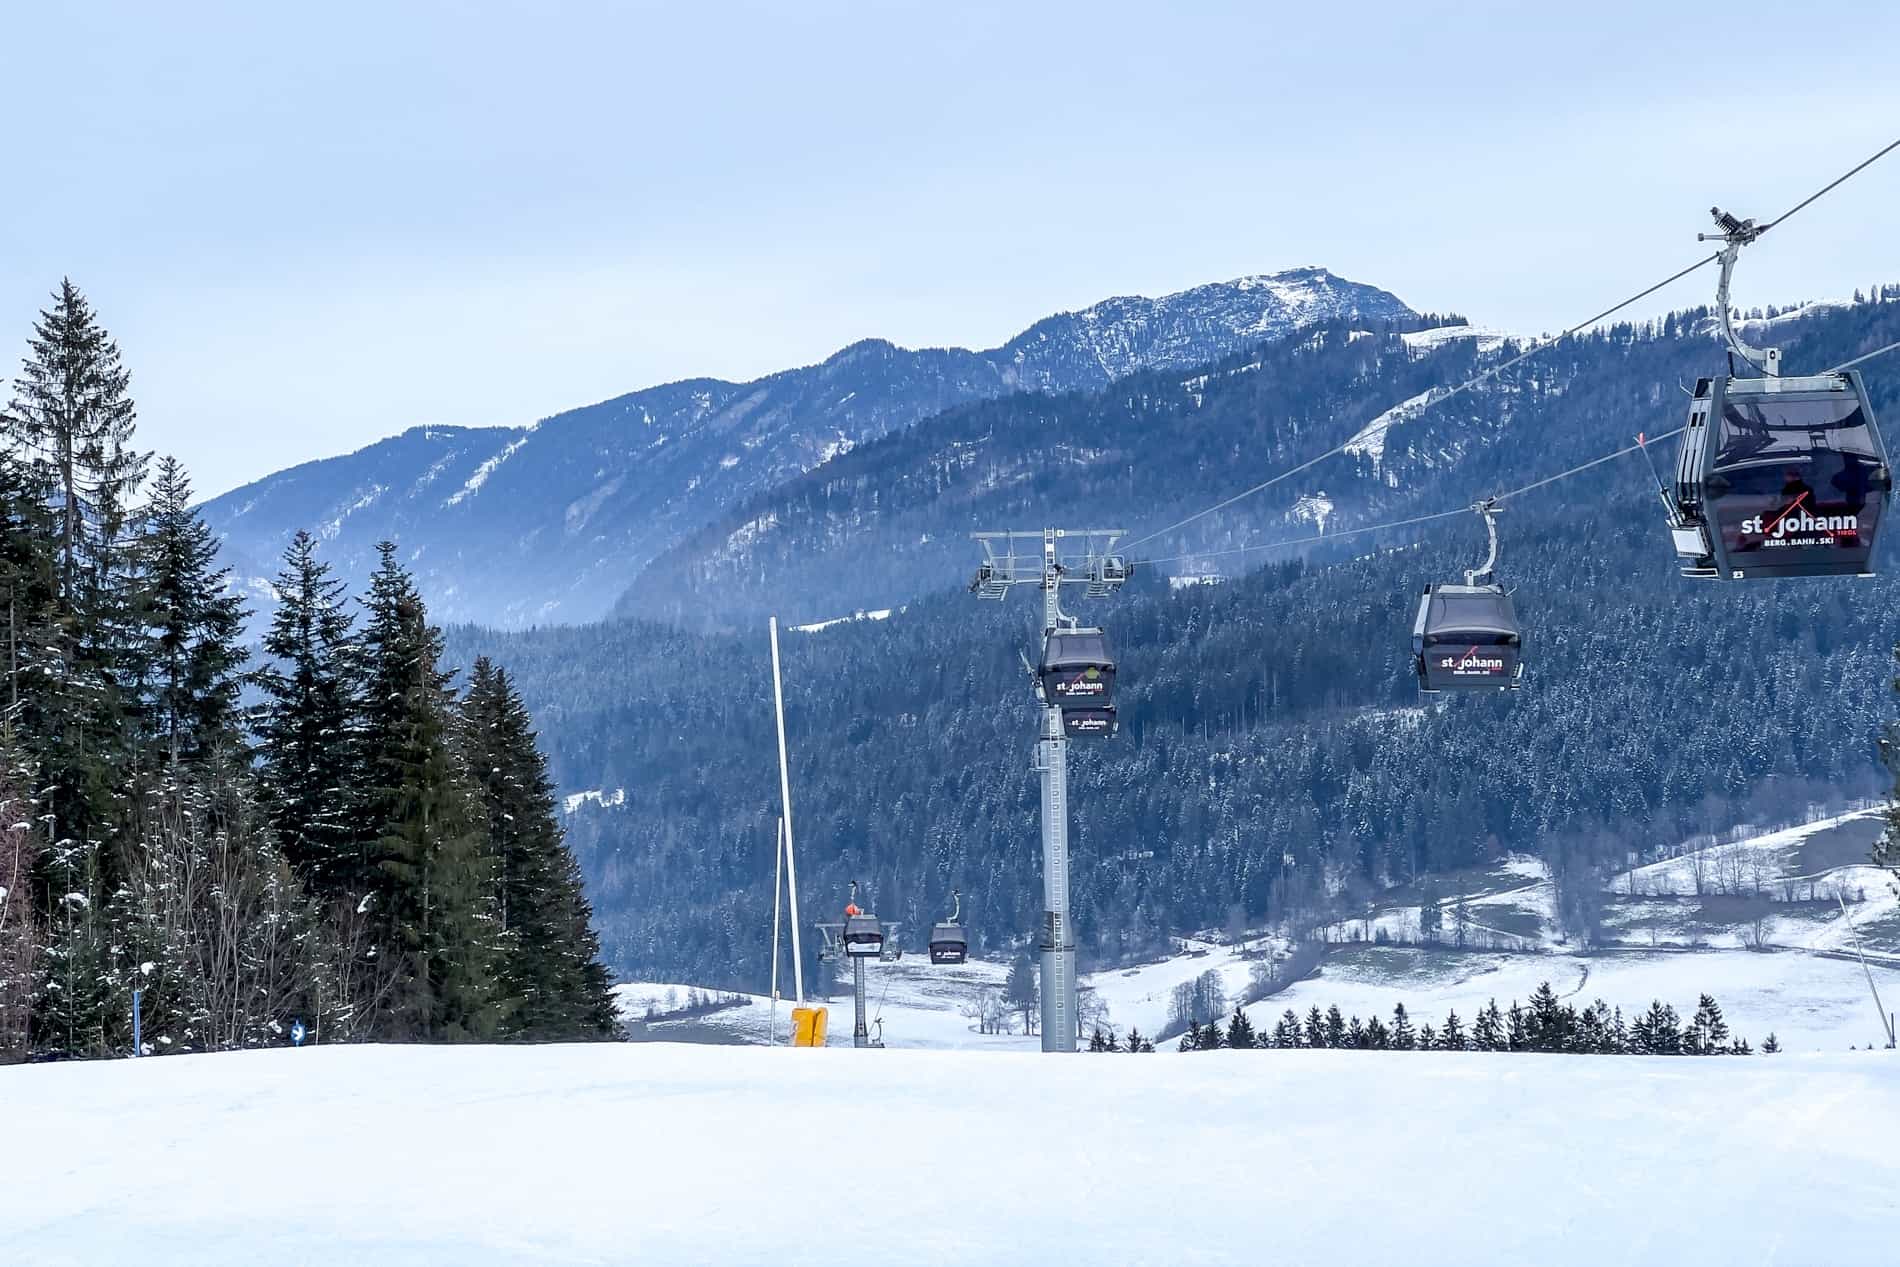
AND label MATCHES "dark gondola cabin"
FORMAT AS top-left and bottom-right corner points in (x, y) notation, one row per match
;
(1671, 371), (1889, 579)
(1412, 584), (1523, 692)
(1039, 628), (1116, 710)
(928, 922), (968, 965)
(842, 913), (885, 958)
(1062, 706), (1118, 738)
